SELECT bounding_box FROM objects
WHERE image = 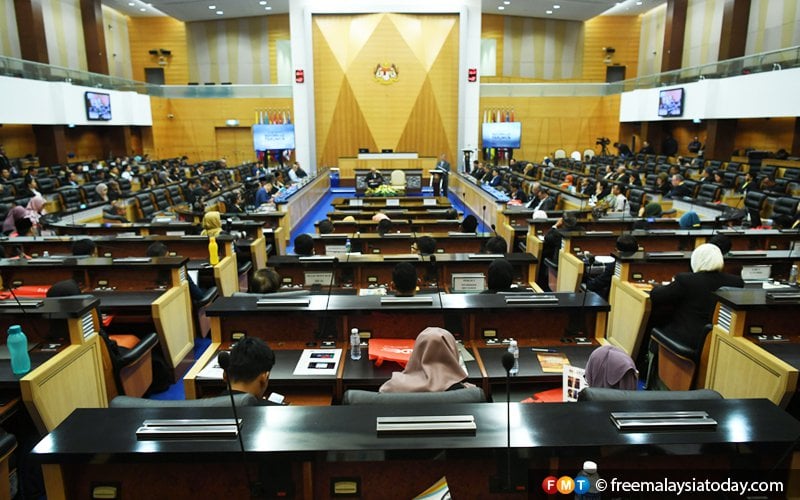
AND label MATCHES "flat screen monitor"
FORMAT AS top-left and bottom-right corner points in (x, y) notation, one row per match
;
(358, 148), (370, 154)
(85, 91), (112, 121)
(253, 124), (295, 150)
(482, 122), (521, 148)
(381, 149), (394, 153)
(658, 88), (684, 117)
